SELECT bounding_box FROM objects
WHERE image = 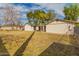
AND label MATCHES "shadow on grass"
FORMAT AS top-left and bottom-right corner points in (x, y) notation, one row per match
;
(0, 37), (10, 56)
(13, 31), (35, 56)
(39, 42), (79, 56)
(71, 27), (79, 46)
